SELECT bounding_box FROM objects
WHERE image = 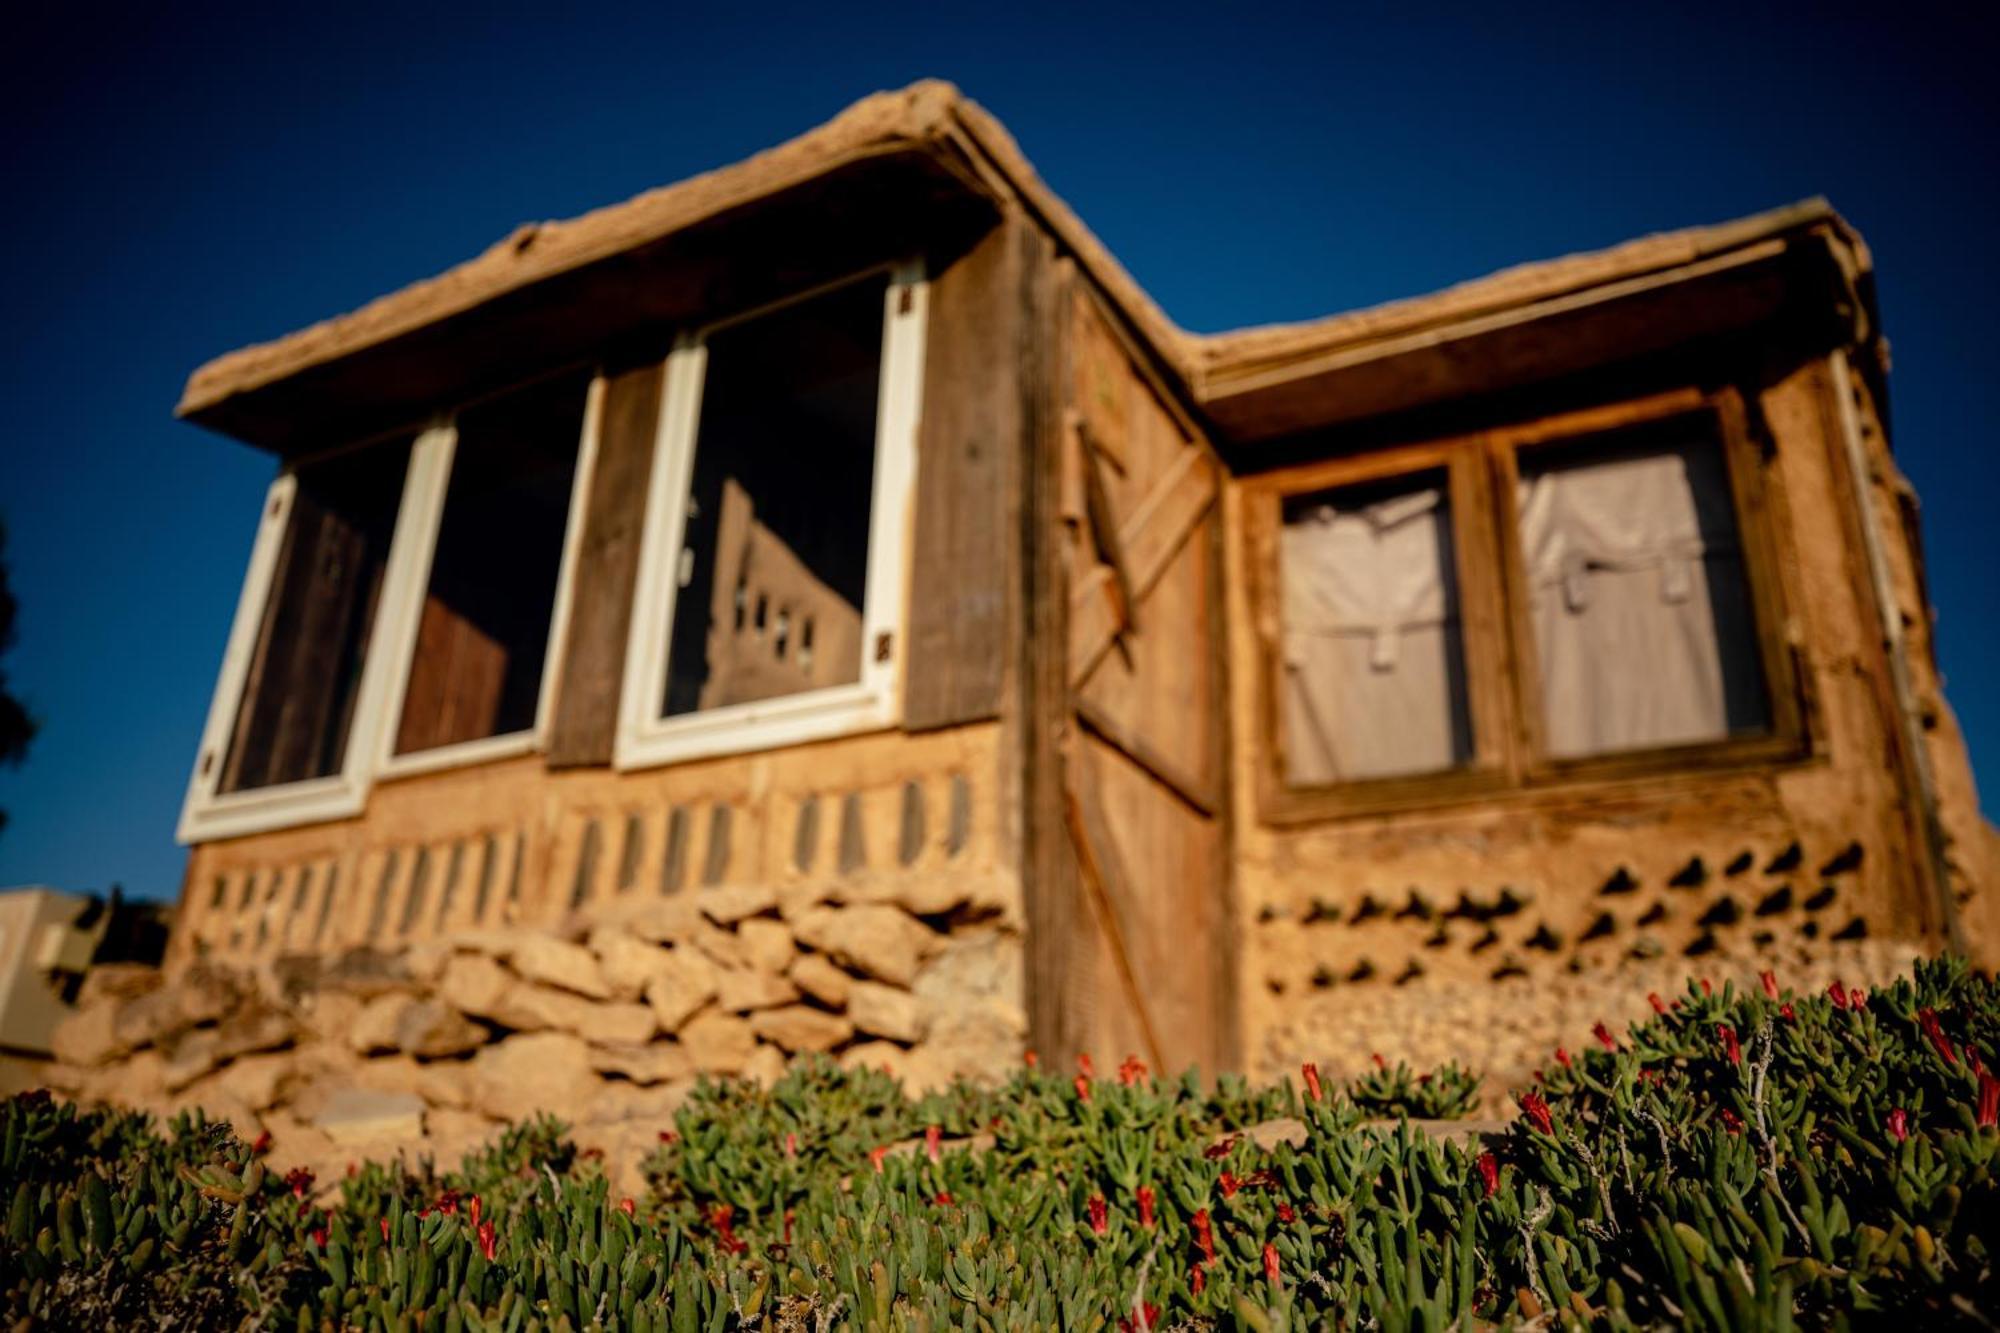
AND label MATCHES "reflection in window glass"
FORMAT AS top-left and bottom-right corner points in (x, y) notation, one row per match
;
(1517, 421), (1768, 758)
(220, 439), (411, 793)
(394, 372), (586, 754)
(662, 277), (885, 717)
(1278, 471), (1471, 783)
